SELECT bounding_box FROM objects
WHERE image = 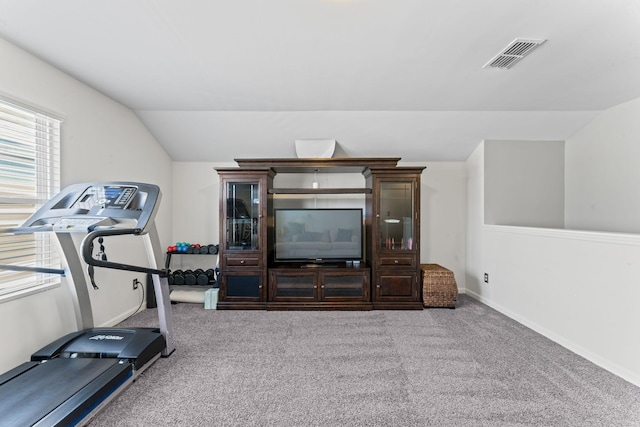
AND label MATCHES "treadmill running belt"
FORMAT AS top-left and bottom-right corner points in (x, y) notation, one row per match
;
(0, 358), (132, 426)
